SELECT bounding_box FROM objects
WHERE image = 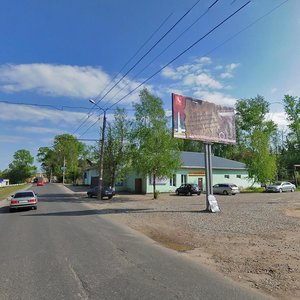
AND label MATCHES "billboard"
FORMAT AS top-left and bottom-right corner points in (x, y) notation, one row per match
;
(172, 93), (236, 144)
